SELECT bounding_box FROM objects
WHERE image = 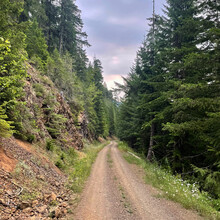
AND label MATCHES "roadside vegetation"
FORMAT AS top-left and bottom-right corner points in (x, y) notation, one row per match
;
(46, 139), (109, 193)
(118, 142), (220, 220)
(68, 140), (109, 193)
(0, 0), (118, 145)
